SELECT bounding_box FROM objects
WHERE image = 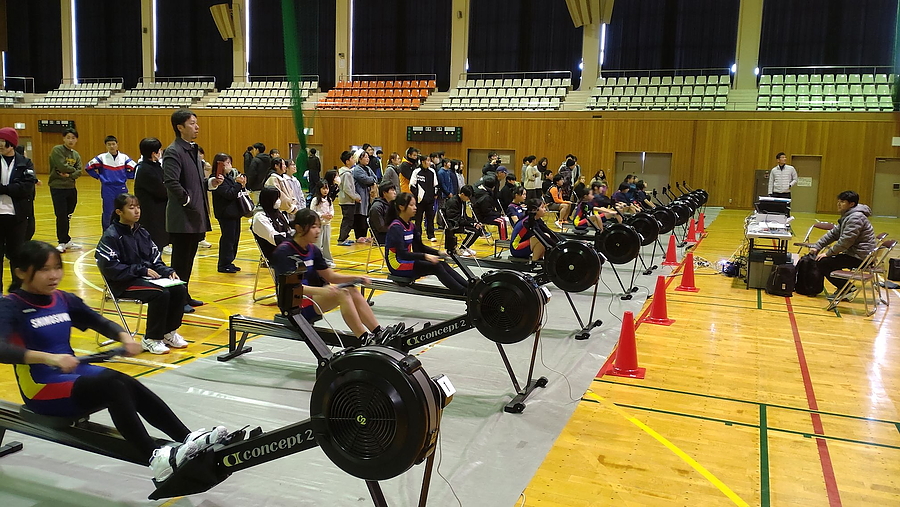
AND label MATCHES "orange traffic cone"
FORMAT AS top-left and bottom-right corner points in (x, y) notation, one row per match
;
(676, 252), (700, 292)
(607, 311), (646, 379)
(686, 218), (698, 243)
(642, 275), (675, 326)
(662, 234), (679, 266)
(697, 212), (706, 234)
